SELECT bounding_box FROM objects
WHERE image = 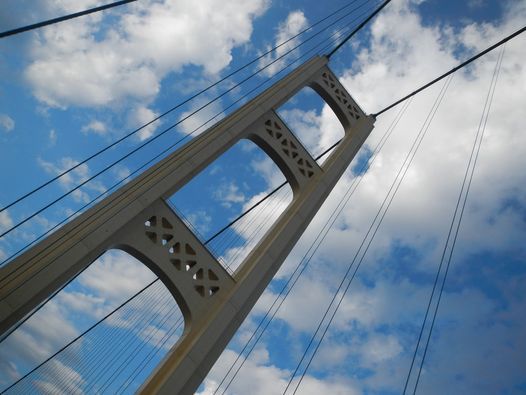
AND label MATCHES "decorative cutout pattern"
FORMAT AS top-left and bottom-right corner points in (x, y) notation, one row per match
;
(321, 71), (361, 121)
(145, 216), (174, 246)
(145, 216), (220, 298)
(264, 119), (315, 178)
